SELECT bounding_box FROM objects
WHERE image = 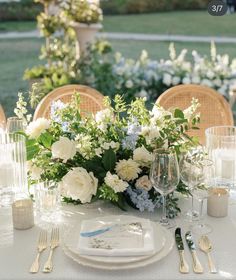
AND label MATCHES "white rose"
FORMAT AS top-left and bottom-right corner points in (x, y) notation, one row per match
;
(135, 176), (153, 191)
(26, 118), (50, 139)
(133, 146), (154, 166)
(51, 136), (76, 162)
(60, 167), (98, 203)
(104, 171), (129, 193)
(115, 159), (141, 181)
